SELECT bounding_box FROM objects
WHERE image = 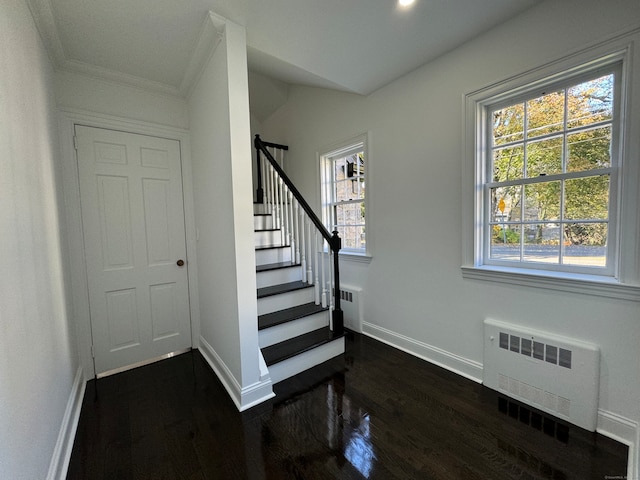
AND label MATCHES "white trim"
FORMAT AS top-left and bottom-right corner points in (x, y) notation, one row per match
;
(462, 29), (640, 294)
(46, 367), (85, 480)
(461, 265), (640, 302)
(26, 0), (66, 66)
(27, 1), (225, 98)
(339, 252), (373, 264)
(96, 349), (191, 379)
(197, 336), (275, 411)
(597, 409), (639, 480)
(180, 11), (225, 98)
(319, 132), (371, 256)
(61, 59), (182, 97)
(361, 322), (483, 383)
(58, 108), (201, 379)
